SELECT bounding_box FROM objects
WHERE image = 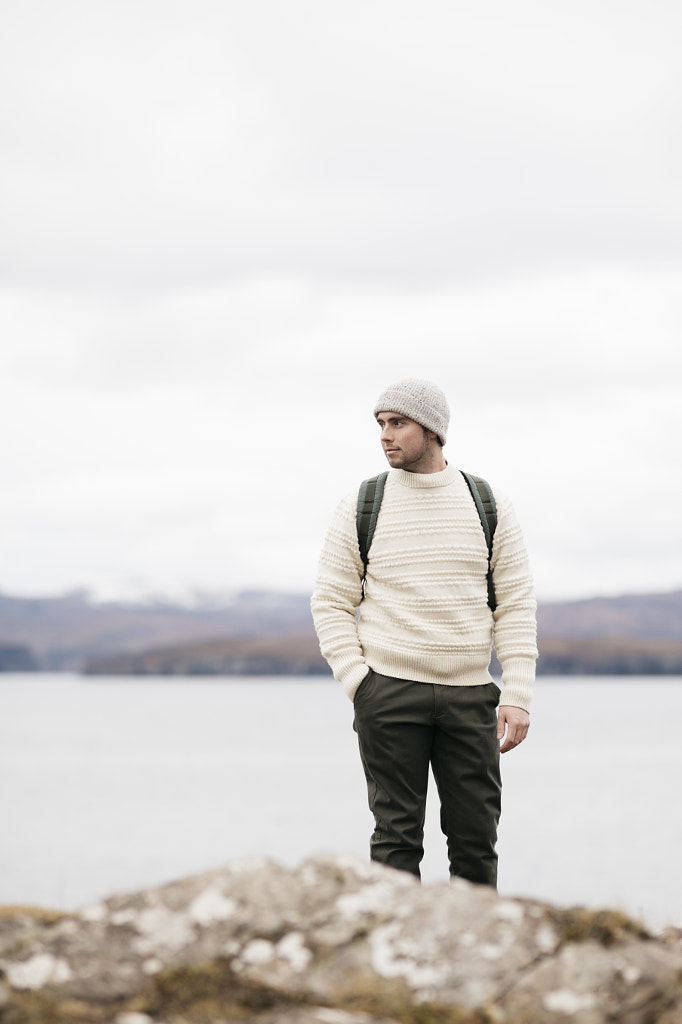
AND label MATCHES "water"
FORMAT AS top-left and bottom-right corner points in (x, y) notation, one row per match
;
(1, 674), (681, 931)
